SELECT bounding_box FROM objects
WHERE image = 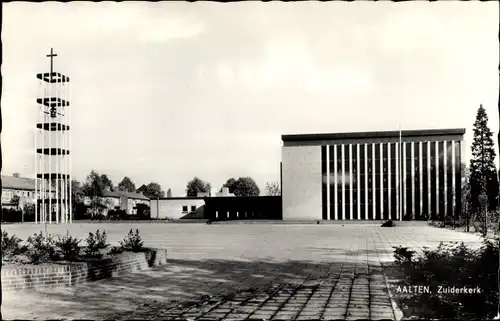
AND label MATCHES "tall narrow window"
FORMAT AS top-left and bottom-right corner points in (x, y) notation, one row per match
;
(430, 142), (437, 220)
(352, 144), (358, 220)
(321, 146), (328, 220)
(422, 142), (429, 218)
(438, 141), (445, 219)
(446, 141), (454, 218)
(359, 144), (366, 220)
(344, 145), (351, 220)
(382, 143), (389, 220)
(390, 143), (397, 220)
(367, 144), (373, 219)
(454, 141), (461, 219)
(337, 145), (343, 219)
(414, 142), (421, 219)
(405, 142), (412, 220)
(374, 143), (381, 220)
(329, 145), (336, 220)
